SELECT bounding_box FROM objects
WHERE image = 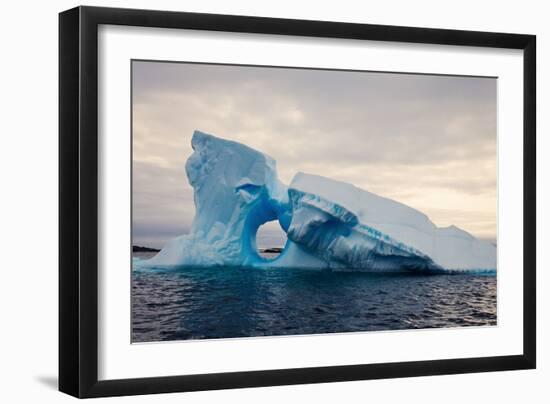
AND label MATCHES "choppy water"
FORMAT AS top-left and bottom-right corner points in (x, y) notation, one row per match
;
(131, 253), (496, 342)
